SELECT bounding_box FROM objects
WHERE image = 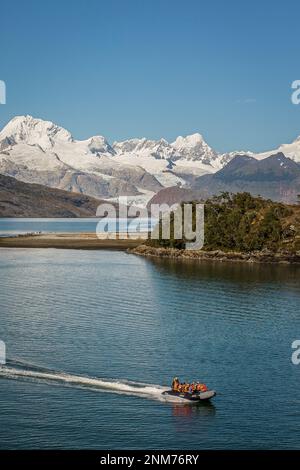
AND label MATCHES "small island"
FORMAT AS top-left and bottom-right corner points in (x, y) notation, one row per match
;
(132, 192), (300, 264)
